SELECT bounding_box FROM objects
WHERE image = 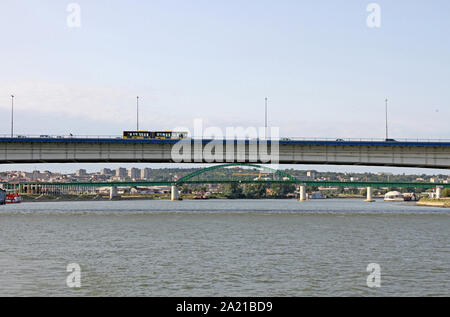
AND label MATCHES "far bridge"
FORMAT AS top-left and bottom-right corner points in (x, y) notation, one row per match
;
(3, 164), (448, 202)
